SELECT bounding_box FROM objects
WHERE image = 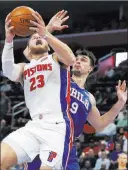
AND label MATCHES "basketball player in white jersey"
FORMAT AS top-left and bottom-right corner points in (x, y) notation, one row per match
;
(1, 11), (75, 170)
